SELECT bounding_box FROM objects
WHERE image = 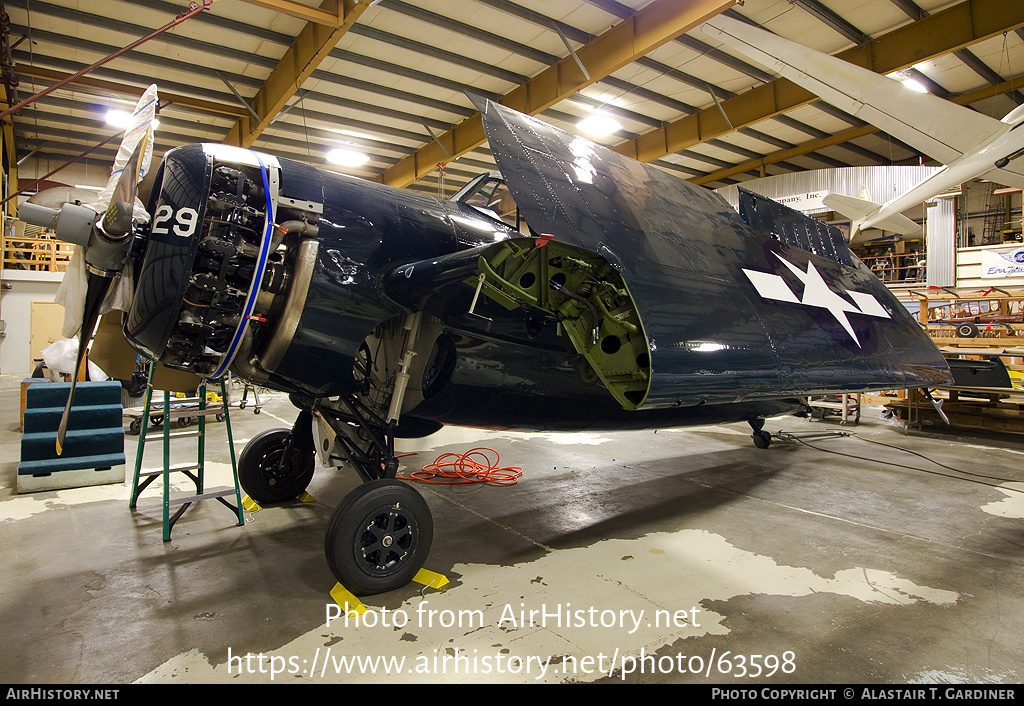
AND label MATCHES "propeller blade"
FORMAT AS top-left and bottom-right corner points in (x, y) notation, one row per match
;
(55, 88), (155, 454)
(100, 140), (145, 239)
(55, 273), (115, 455)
